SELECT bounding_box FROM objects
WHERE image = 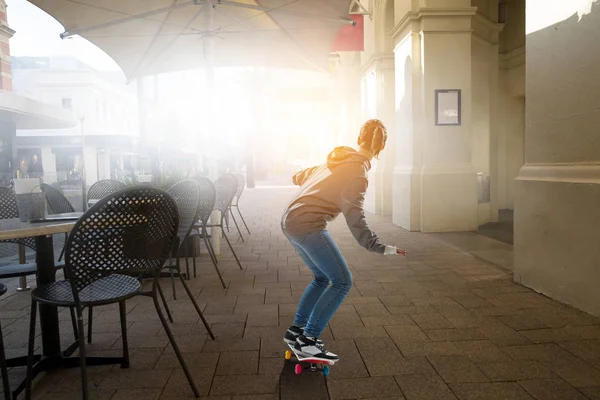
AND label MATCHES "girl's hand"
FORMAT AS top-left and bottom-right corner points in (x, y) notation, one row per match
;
(396, 249), (407, 256)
